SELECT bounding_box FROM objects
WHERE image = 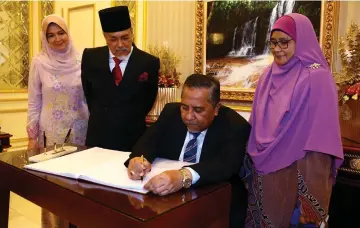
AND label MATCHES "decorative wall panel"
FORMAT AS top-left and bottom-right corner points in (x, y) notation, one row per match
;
(0, 1), (30, 89)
